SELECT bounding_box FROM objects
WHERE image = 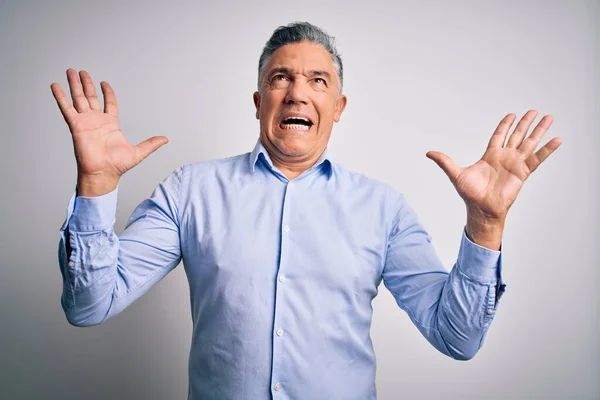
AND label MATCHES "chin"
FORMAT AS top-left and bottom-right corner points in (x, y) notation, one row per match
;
(274, 140), (310, 158)
(262, 127), (317, 159)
